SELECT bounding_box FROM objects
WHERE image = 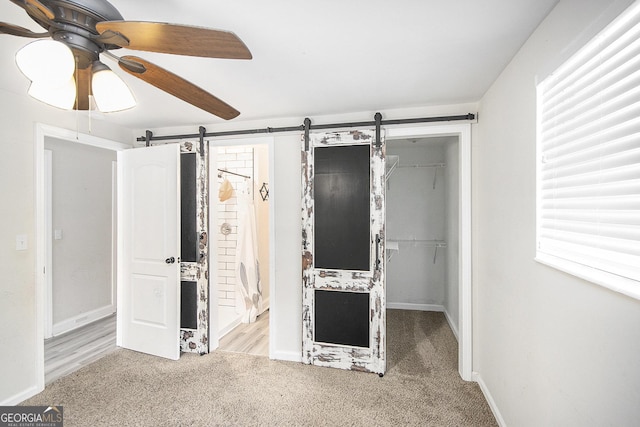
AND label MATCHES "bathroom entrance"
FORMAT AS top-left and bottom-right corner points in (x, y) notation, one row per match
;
(209, 137), (272, 357)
